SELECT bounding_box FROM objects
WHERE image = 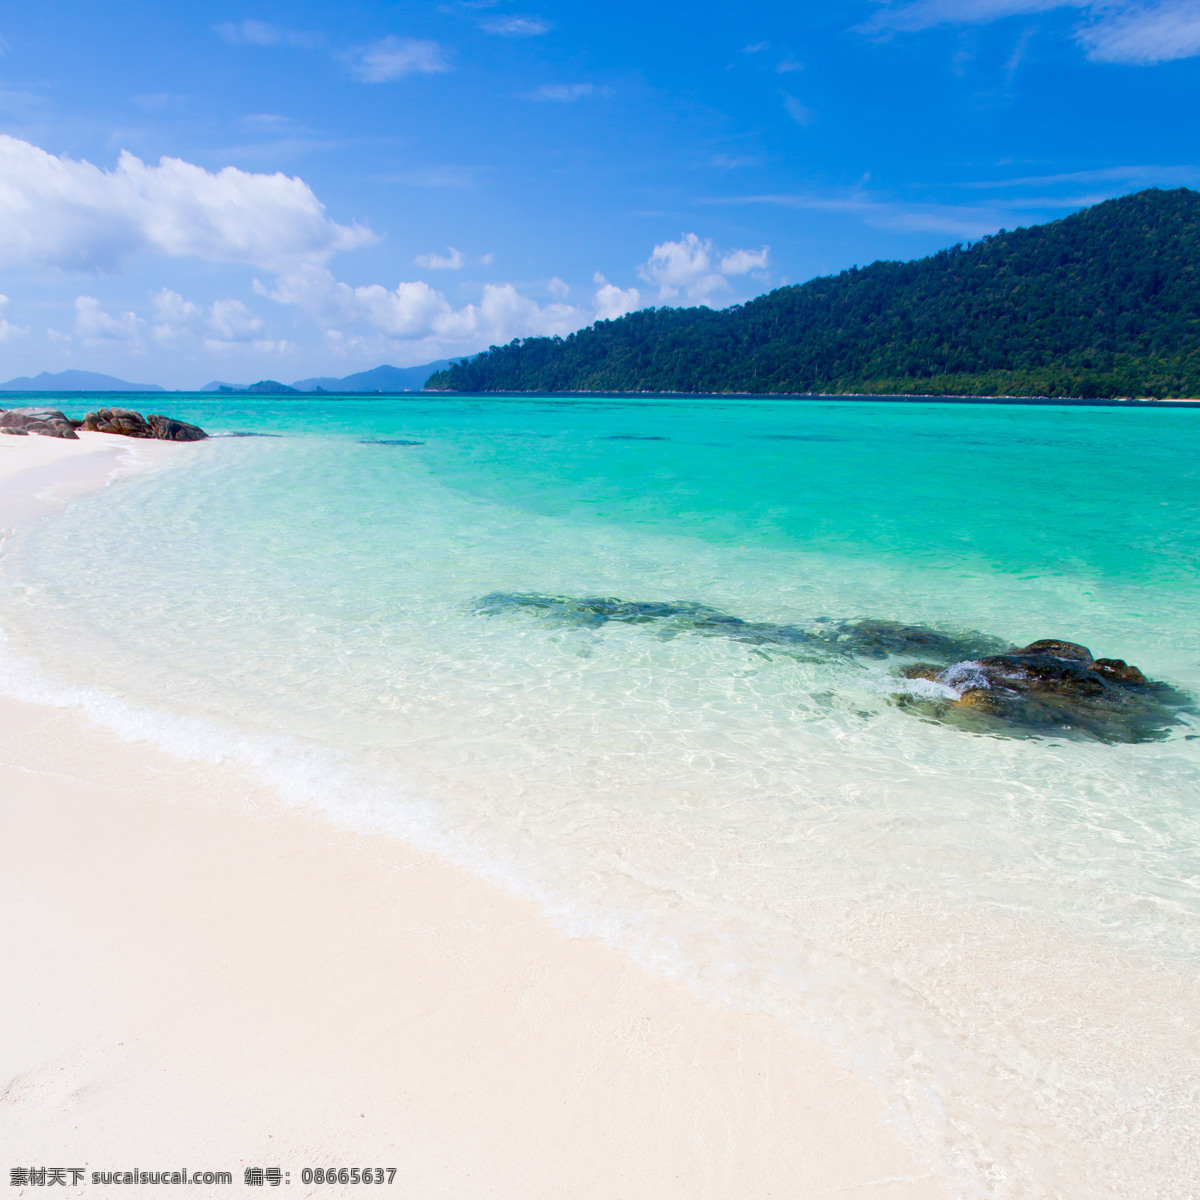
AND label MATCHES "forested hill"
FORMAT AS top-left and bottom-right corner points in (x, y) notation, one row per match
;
(427, 188), (1200, 398)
